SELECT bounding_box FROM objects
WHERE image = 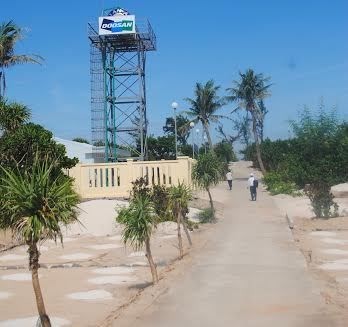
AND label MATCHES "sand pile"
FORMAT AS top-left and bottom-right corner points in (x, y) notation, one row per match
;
(64, 199), (127, 237)
(331, 183), (348, 198)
